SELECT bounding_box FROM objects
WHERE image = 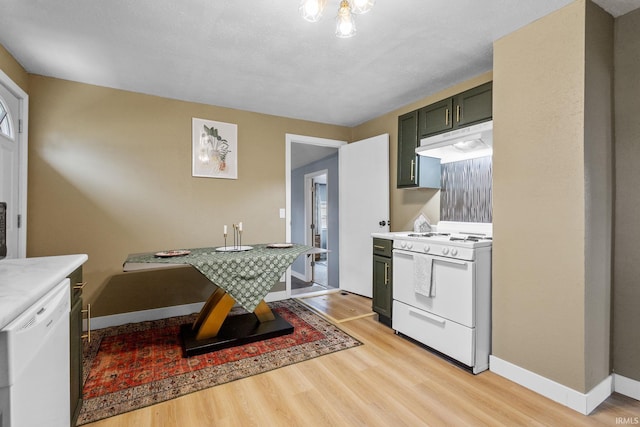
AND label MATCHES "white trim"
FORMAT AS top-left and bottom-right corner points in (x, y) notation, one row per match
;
(0, 69), (28, 258)
(614, 374), (640, 401)
(87, 302), (205, 330)
(489, 355), (613, 415)
(284, 134), (346, 299)
(264, 290), (287, 303)
(304, 169), (328, 282)
(291, 270), (306, 281)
